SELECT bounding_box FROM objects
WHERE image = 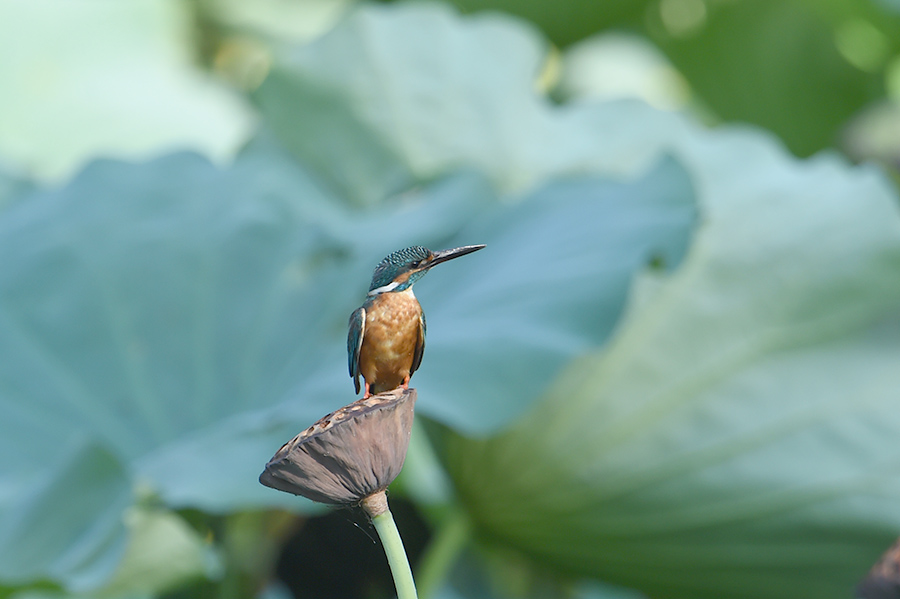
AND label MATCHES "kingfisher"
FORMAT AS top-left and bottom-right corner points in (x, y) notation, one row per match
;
(348, 244), (485, 398)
